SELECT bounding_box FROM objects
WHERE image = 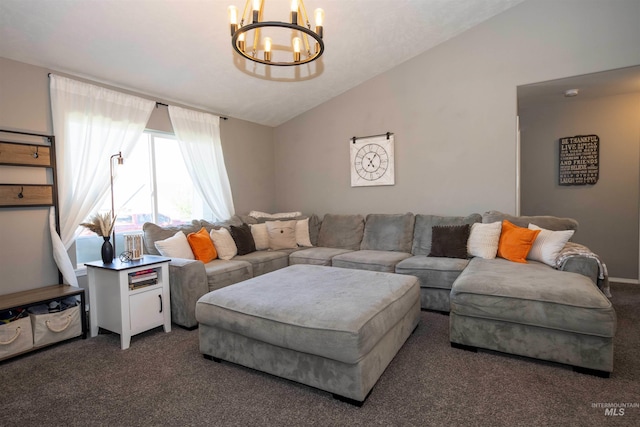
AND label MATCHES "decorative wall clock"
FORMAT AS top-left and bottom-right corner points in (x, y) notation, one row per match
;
(350, 133), (395, 187)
